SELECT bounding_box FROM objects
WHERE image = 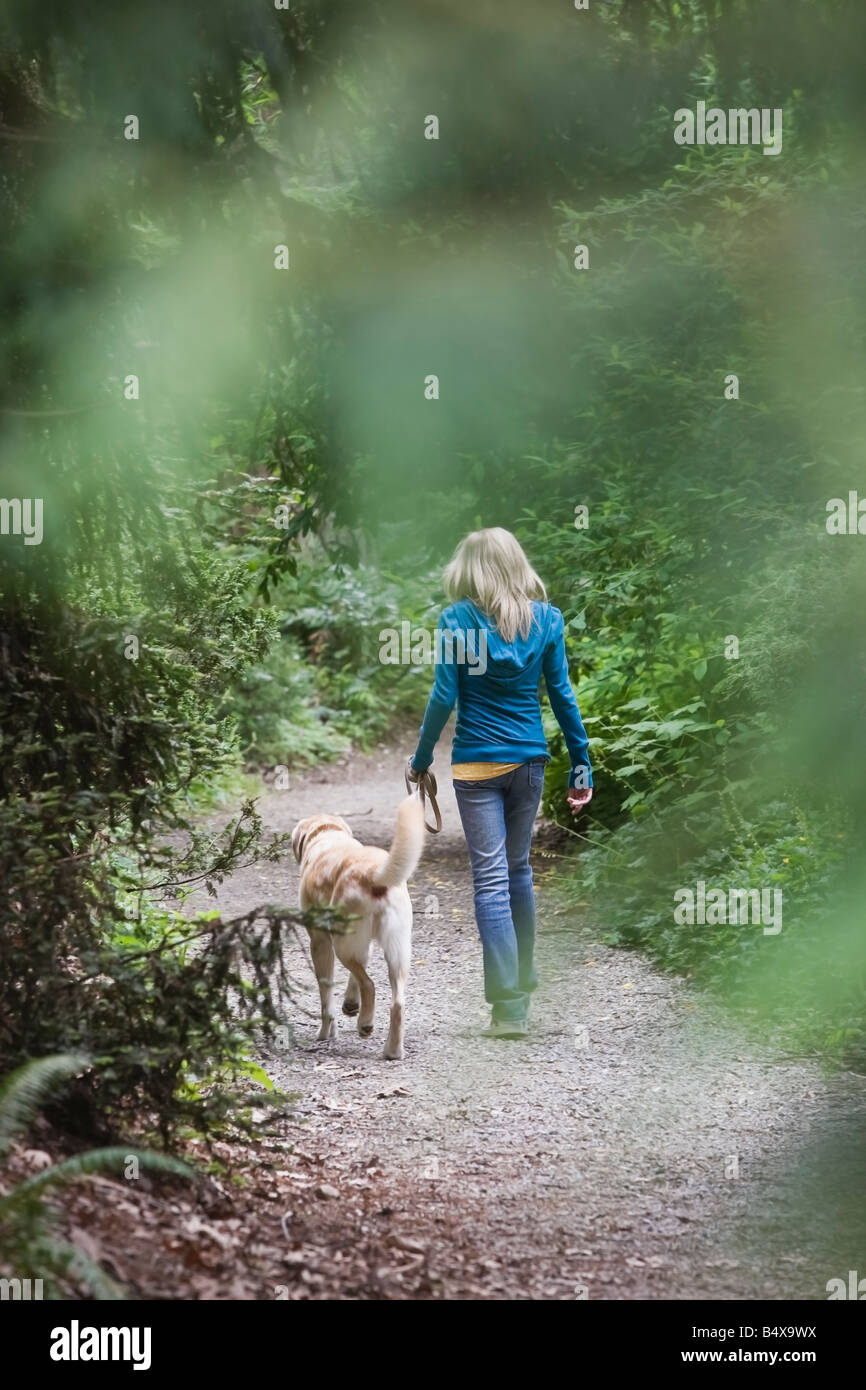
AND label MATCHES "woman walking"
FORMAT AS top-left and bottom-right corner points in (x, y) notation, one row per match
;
(409, 528), (593, 1038)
